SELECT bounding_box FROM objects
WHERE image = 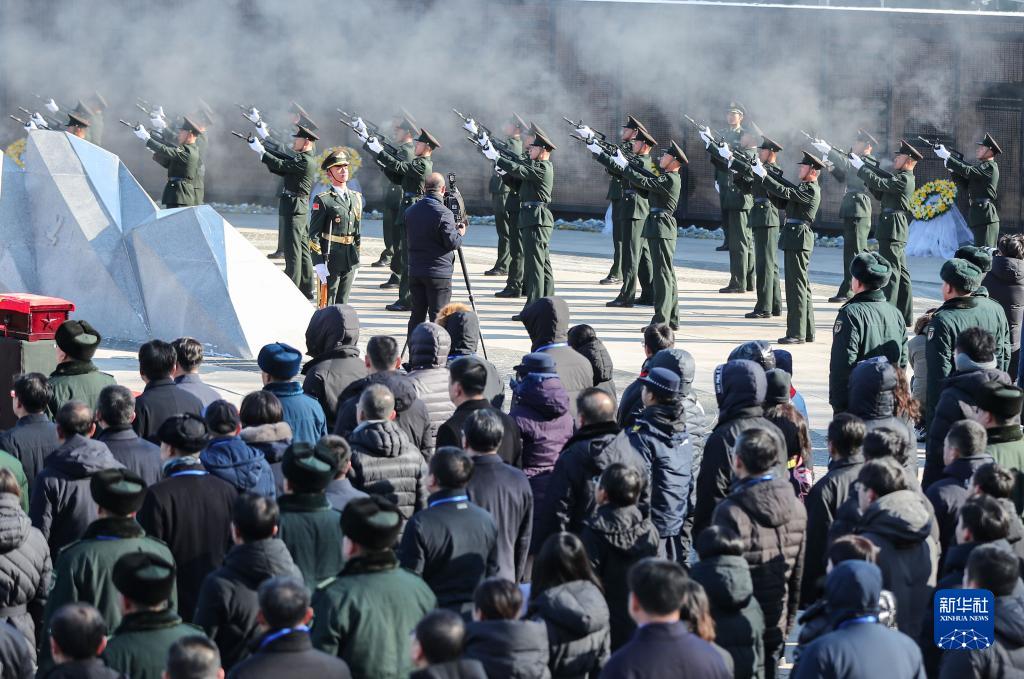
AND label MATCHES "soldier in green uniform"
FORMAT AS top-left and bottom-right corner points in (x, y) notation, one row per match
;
(310, 150), (363, 305)
(712, 102), (745, 254)
(707, 124), (758, 293)
(484, 113), (526, 277)
(357, 124), (438, 312)
(733, 136), (785, 319)
(85, 92), (107, 146)
(851, 139), (920, 327)
(812, 130), (879, 302)
(592, 115), (642, 288)
(192, 105), (215, 205)
(935, 133), (1001, 248)
(494, 122), (539, 300)
(376, 115), (418, 280)
(65, 111), (90, 140)
(133, 116), (201, 208)
(755, 151), (823, 344)
(486, 127), (555, 317)
(954, 244), (1011, 371)
(247, 125), (319, 297)
(828, 252), (909, 412)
